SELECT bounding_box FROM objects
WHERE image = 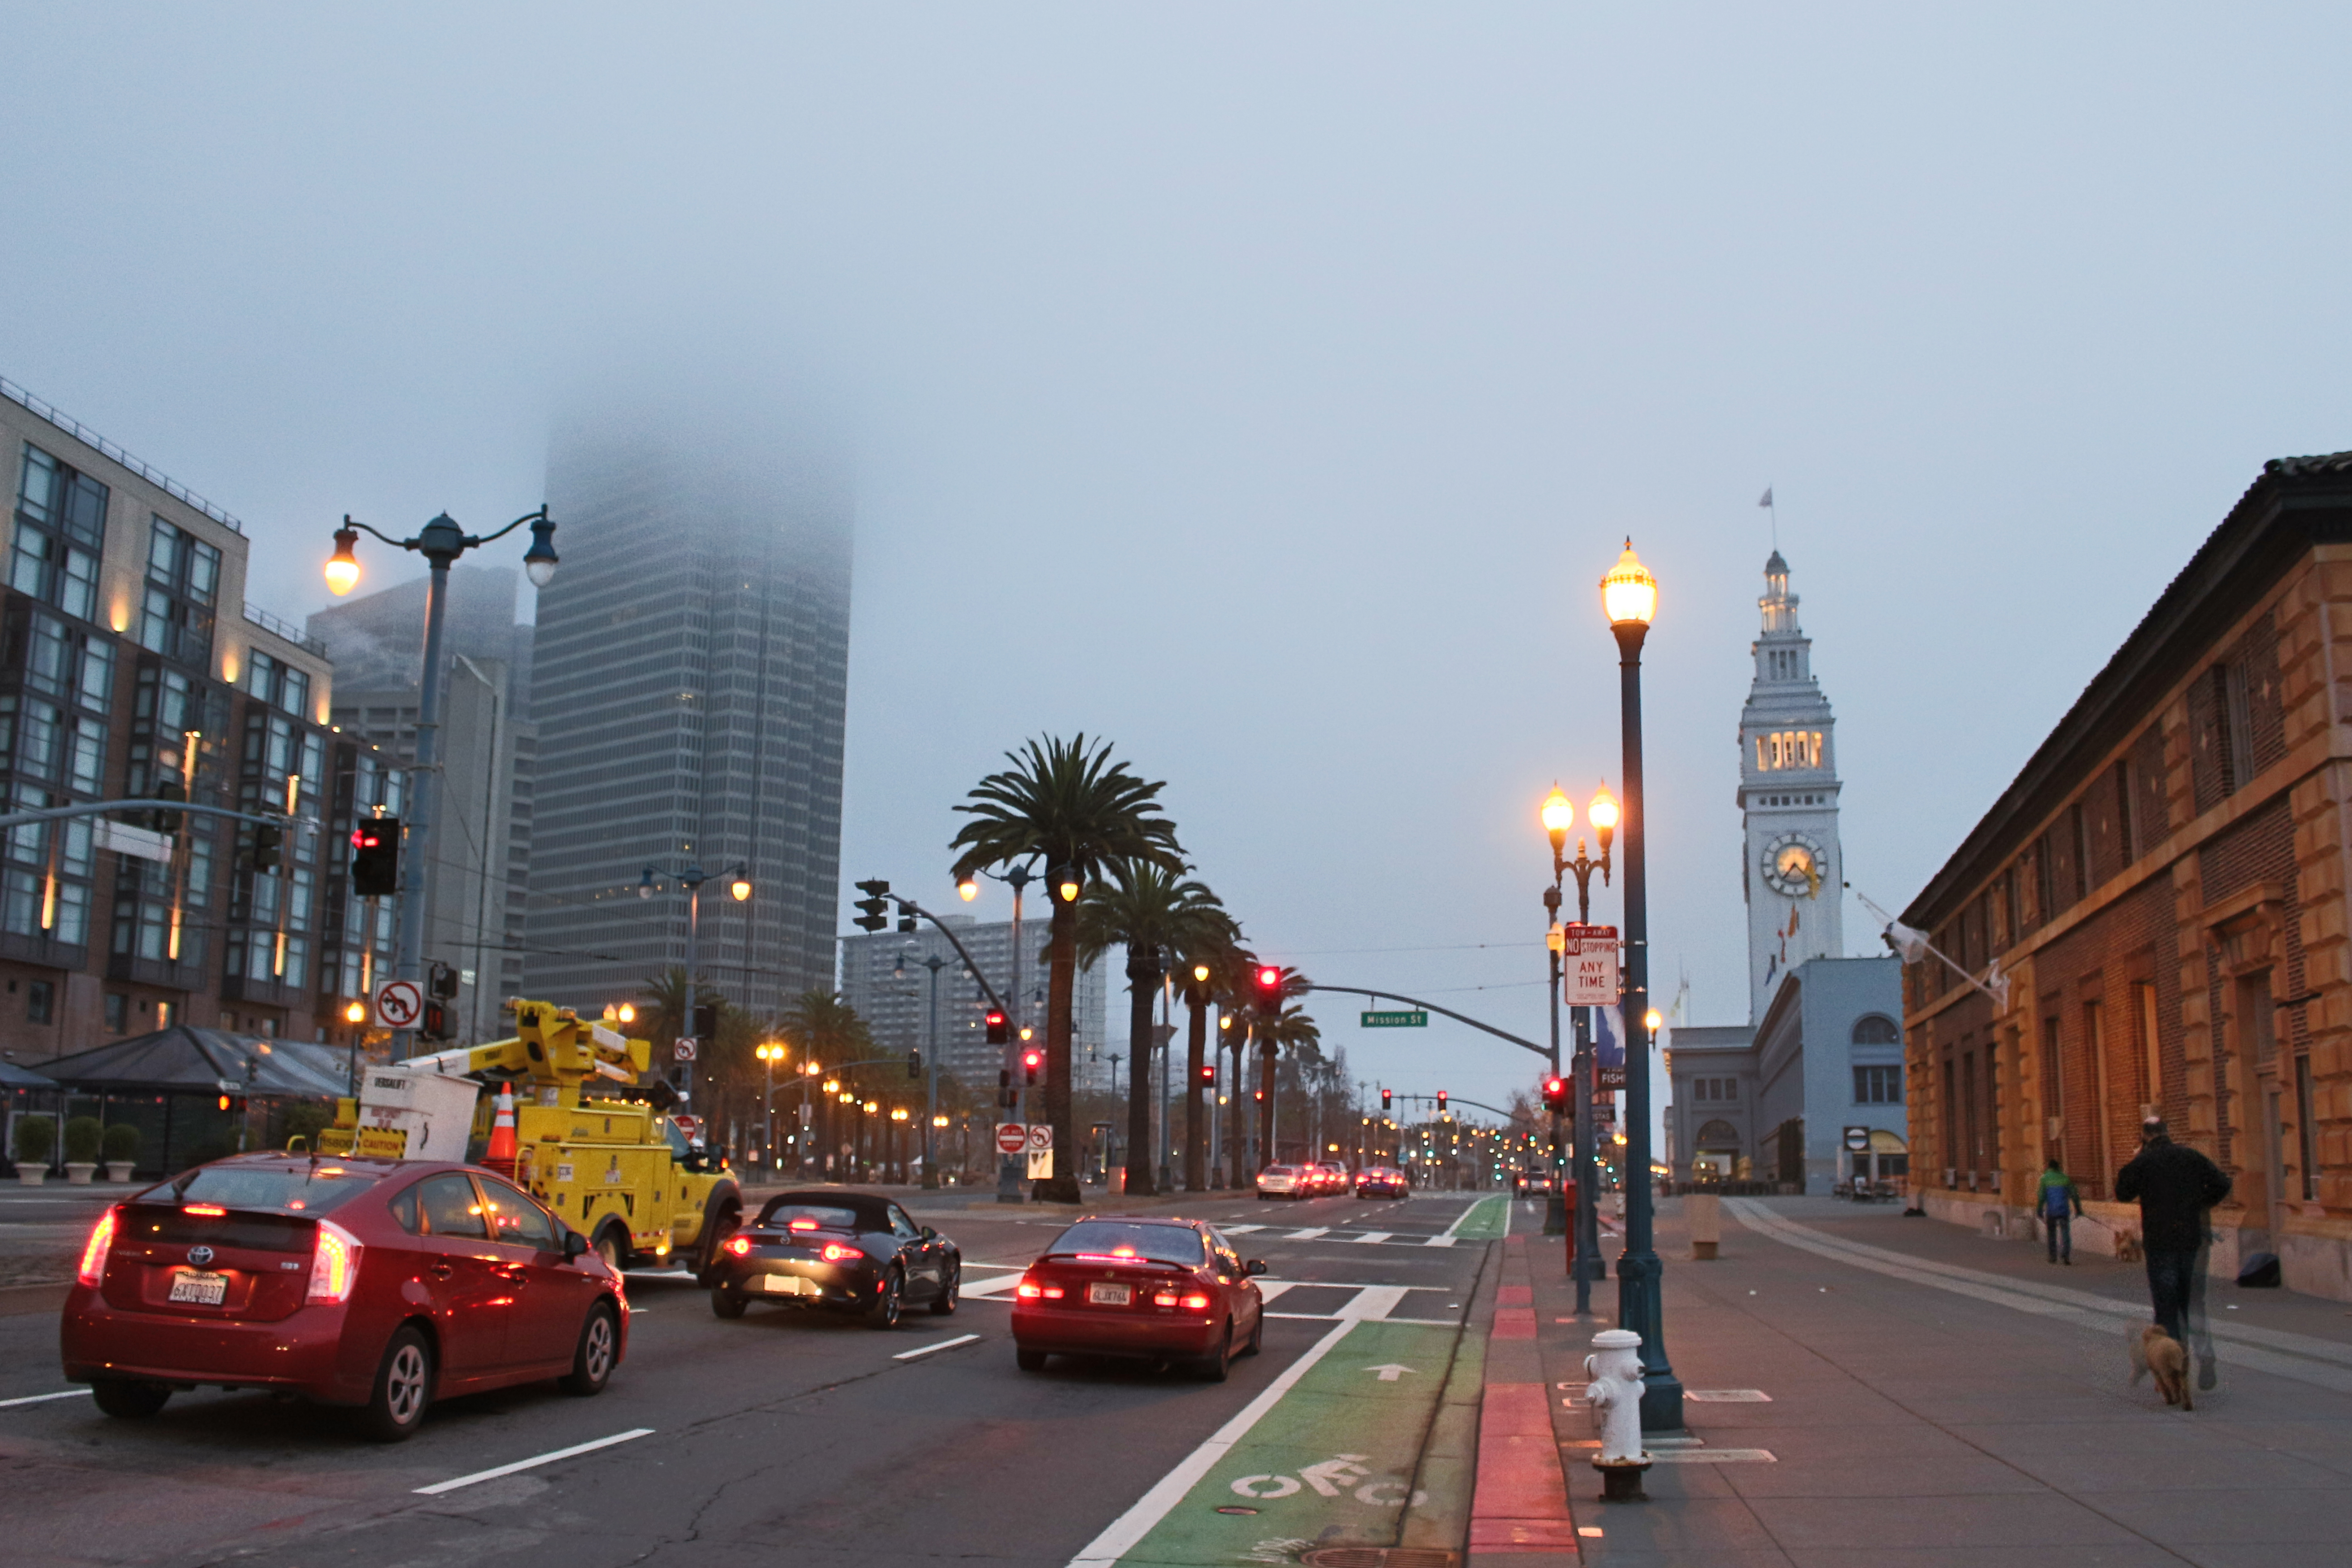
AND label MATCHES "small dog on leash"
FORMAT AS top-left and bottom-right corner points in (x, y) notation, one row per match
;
(2130, 1323), (2192, 1410)
(2114, 1231), (2144, 1263)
